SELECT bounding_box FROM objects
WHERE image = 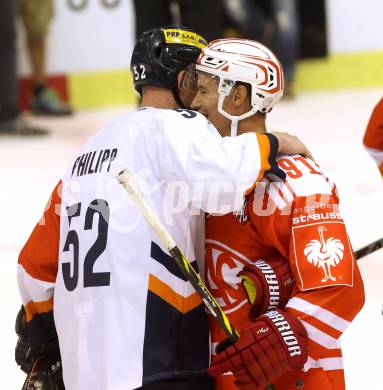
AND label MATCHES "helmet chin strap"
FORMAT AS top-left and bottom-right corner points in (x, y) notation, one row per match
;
(217, 94), (259, 137)
(230, 117), (239, 137)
